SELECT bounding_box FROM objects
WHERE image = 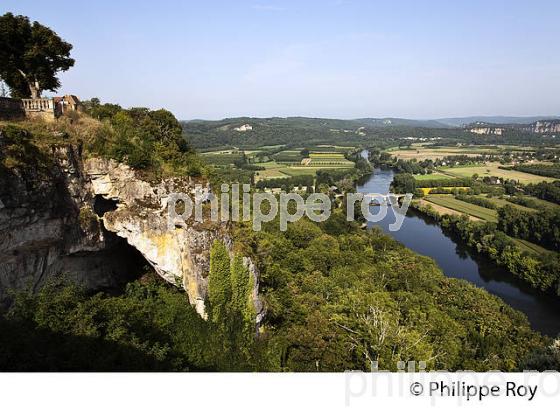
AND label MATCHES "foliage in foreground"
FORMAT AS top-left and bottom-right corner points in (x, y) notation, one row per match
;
(0, 272), (266, 371)
(0, 214), (555, 371)
(234, 212), (549, 371)
(0, 214), (554, 371)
